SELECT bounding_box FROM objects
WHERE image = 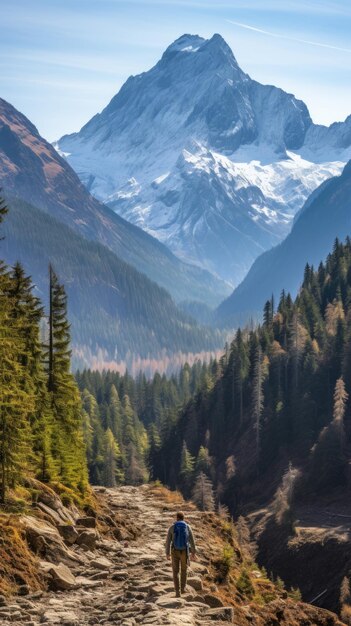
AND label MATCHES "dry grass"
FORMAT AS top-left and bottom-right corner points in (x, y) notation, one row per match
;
(0, 515), (44, 596)
(146, 482), (193, 509)
(143, 484), (343, 626)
